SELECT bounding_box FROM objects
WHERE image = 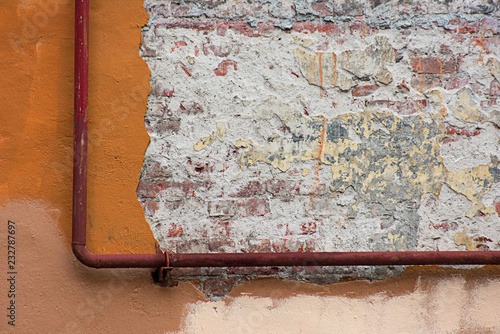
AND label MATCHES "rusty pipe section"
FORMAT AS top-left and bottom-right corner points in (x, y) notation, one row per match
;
(72, 0), (165, 268)
(73, 0), (500, 269)
(170, 251), (500, 267)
